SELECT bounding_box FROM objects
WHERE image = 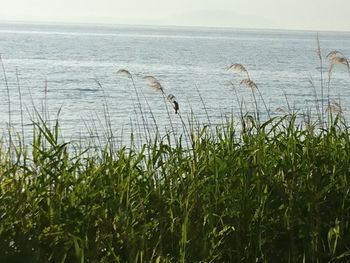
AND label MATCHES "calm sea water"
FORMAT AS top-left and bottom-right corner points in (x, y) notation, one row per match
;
(0, 22), (350, 144)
